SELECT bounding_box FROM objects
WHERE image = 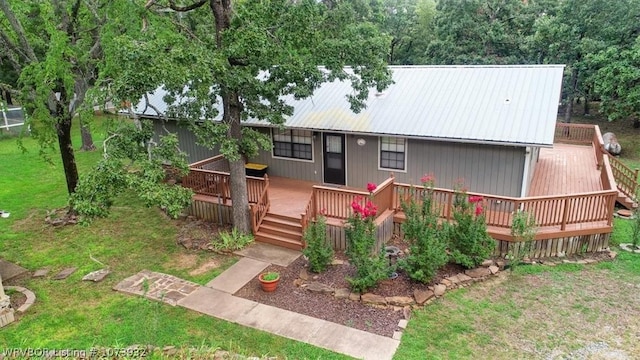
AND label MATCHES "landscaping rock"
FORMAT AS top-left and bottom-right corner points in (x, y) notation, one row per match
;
(489, 265), (500, 275)
(440, 278), (452, 287)
(433, 284), (446, 297)
(349, 292), (361, 302)
(386, 296), (414, 307)
(361, 293), (387, 306)
(457, 273), (473, 283)
(413, 289), (434, 305)
(398, 319), (408, 329)
(334, 288), (350, 299)
(496, 260), (506, 270)
(305, 281), (334, 294)
(33, 268), (50, 278)
(331, 259), (346, 265)
(392, 331), (403, 340)
(608, 251), (618, 259)
(403, 306), (412, 320)
(82, 269), (111, 282)
(465, 267), (491, 279)
(445, 275), (461, 285)
(299, 268), (309, 281)
(481, 259), (494, 267)
(52, 267), (77, 280)
(617, 209), (633, 218)
(293, 278), (305, 287)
